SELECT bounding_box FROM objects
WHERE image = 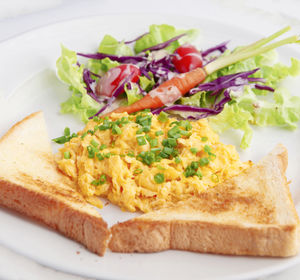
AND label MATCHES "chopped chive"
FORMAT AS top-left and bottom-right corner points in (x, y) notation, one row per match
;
(104, 153), (111, 158)
(155, 130), (164, 136)
(201, 136), (208, 142)
(142, 126), (151, 132)
(112, 124), (122, 135)
(127, 151), (135, 157)
(180, 130), (192, 138)
(87, 146), (95, 158)
(64, 151), (71, 159)
(149, 138), (158, 148)
(175, 157), (181, 164)
(64, 127), (70, 136)
(100, 144), (107, 150)
(154, 173), (165, 184)
(199, 157), (209, 166)
(133, 168), (143, 175)
(145, 134), (151, 141)
(136, 128), (144, 134)
(137, 136), (147, 146)
(162, 138), (177, 148)
(91, 139), (99, 148)
(150, 147), (162, 153)
(209, 153), (217, 160)
(204, 145), (212, 153)
(96, 153), (104, 161)
(157, 111), (168, 123)
(99, 174), (107, 184)
(170, 121), (179, 127)
(168, 126), (181, 139)
(81, 132), (88, 139)
(52, 136), (67, 144)
(87, 129), (94, 135)
(162, 147), (173, 155)
(190, 147), (198, 154)
(191, 161), (199, 169)
(196, 170), (203, 179)
(91, 180), (100, 186)
(156, 165), (166, 170)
